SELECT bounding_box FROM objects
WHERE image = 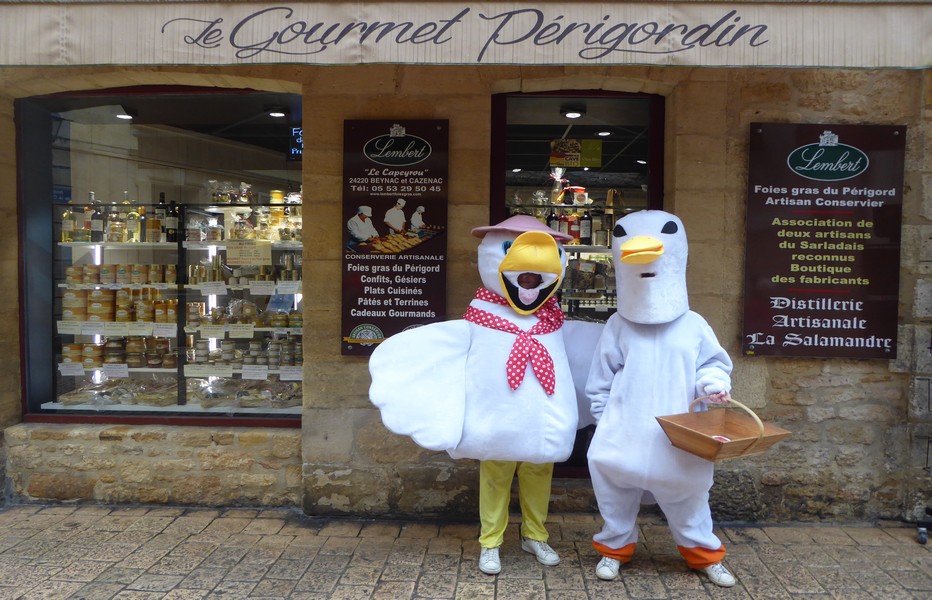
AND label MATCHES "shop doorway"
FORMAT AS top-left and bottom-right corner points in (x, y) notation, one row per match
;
(490, 90), (665, 477)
